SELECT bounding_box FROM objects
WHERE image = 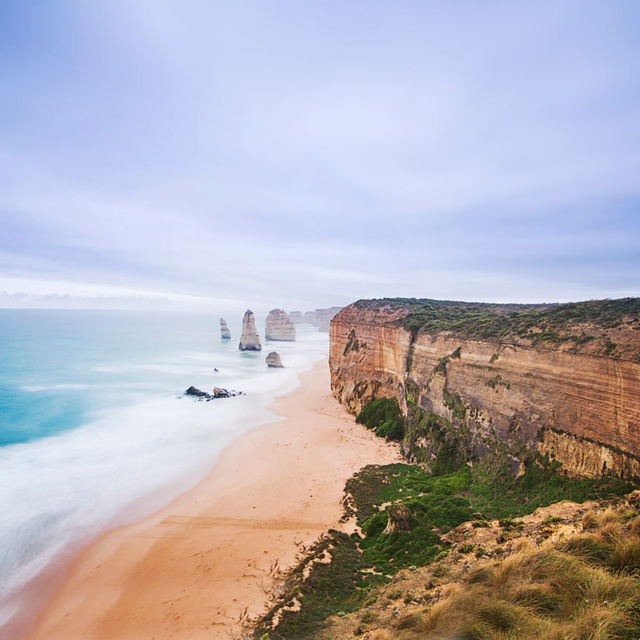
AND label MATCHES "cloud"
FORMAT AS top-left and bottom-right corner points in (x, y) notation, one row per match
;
(1, 0), (639, 309)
